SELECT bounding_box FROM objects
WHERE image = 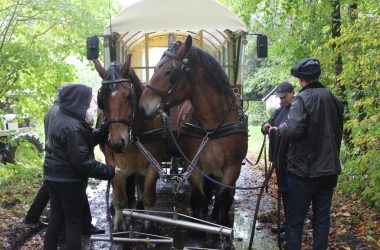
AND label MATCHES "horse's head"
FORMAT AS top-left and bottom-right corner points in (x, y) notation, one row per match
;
(139, 35), (194, 117)
(94, 55), (136, 153)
